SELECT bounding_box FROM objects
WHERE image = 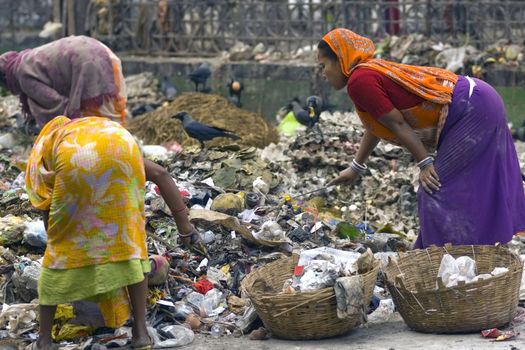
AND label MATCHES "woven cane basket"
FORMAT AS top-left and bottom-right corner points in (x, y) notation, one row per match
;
(241, 254), (380, 340)
(383, 244), (522, 333)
